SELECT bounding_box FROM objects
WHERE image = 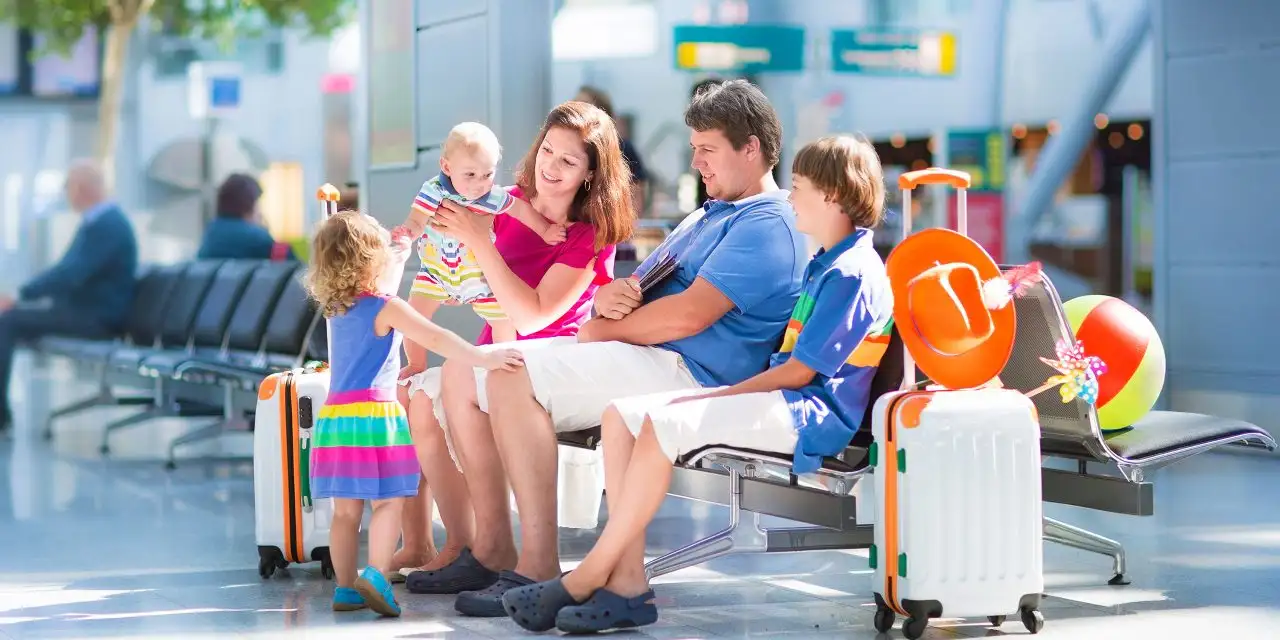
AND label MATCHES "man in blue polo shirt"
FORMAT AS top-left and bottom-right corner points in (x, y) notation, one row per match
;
(496, 136), (893, 634)
(415, 80), (807, 615)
